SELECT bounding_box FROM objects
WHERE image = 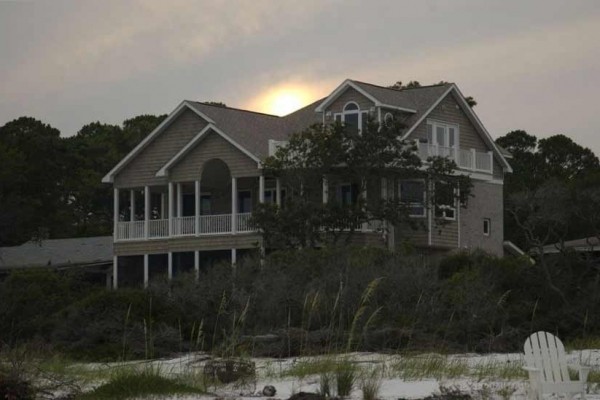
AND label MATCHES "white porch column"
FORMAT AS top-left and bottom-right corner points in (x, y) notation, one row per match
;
(471, 149), (477, 170)
(113, 188), (119, 240)
(168, 252), (173, 280)
(276, 178), (282, 206)
(130, 190), (135, 222)
(112, 255), (118, 289)
(160, 193), (166, 219)
(231, 177), (237, 234)
(168, 182), (174, 236)
(195, 180), (201, 236)
(322, 177), (328, 204)
(177, 183), (183, 217)
(231, 248), (237, 266)
(144, 186), (150, 238)
(194, 251), (200, 282)
(259, 175), (265, 203)
(143, 254), (149, 288)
